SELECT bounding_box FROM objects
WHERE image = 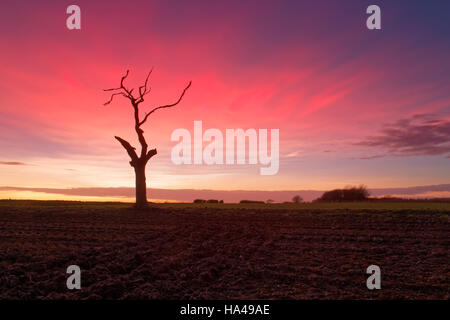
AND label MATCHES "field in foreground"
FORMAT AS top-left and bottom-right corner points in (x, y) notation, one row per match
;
(0, 200), (448, 299)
